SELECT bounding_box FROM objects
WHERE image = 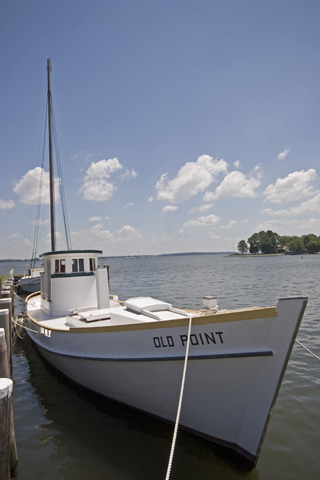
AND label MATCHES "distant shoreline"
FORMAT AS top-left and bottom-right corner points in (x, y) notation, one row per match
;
(0, 252), (231, 262)
(1, 251), (319, 262)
